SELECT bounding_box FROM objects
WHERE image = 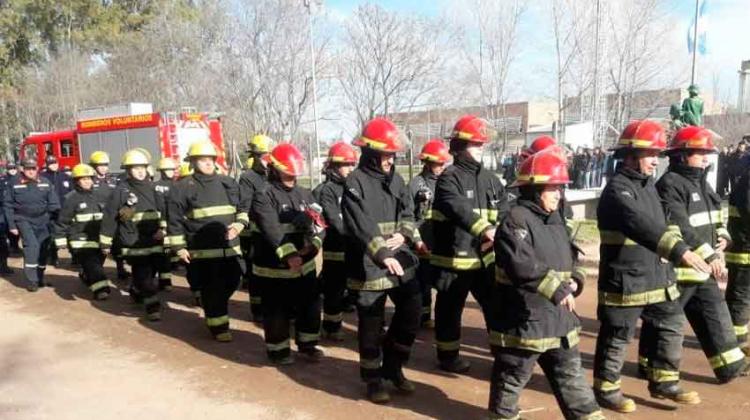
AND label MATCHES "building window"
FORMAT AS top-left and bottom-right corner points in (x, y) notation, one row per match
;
(61, 140), (73, 157)
(23, 144), (38, 161)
